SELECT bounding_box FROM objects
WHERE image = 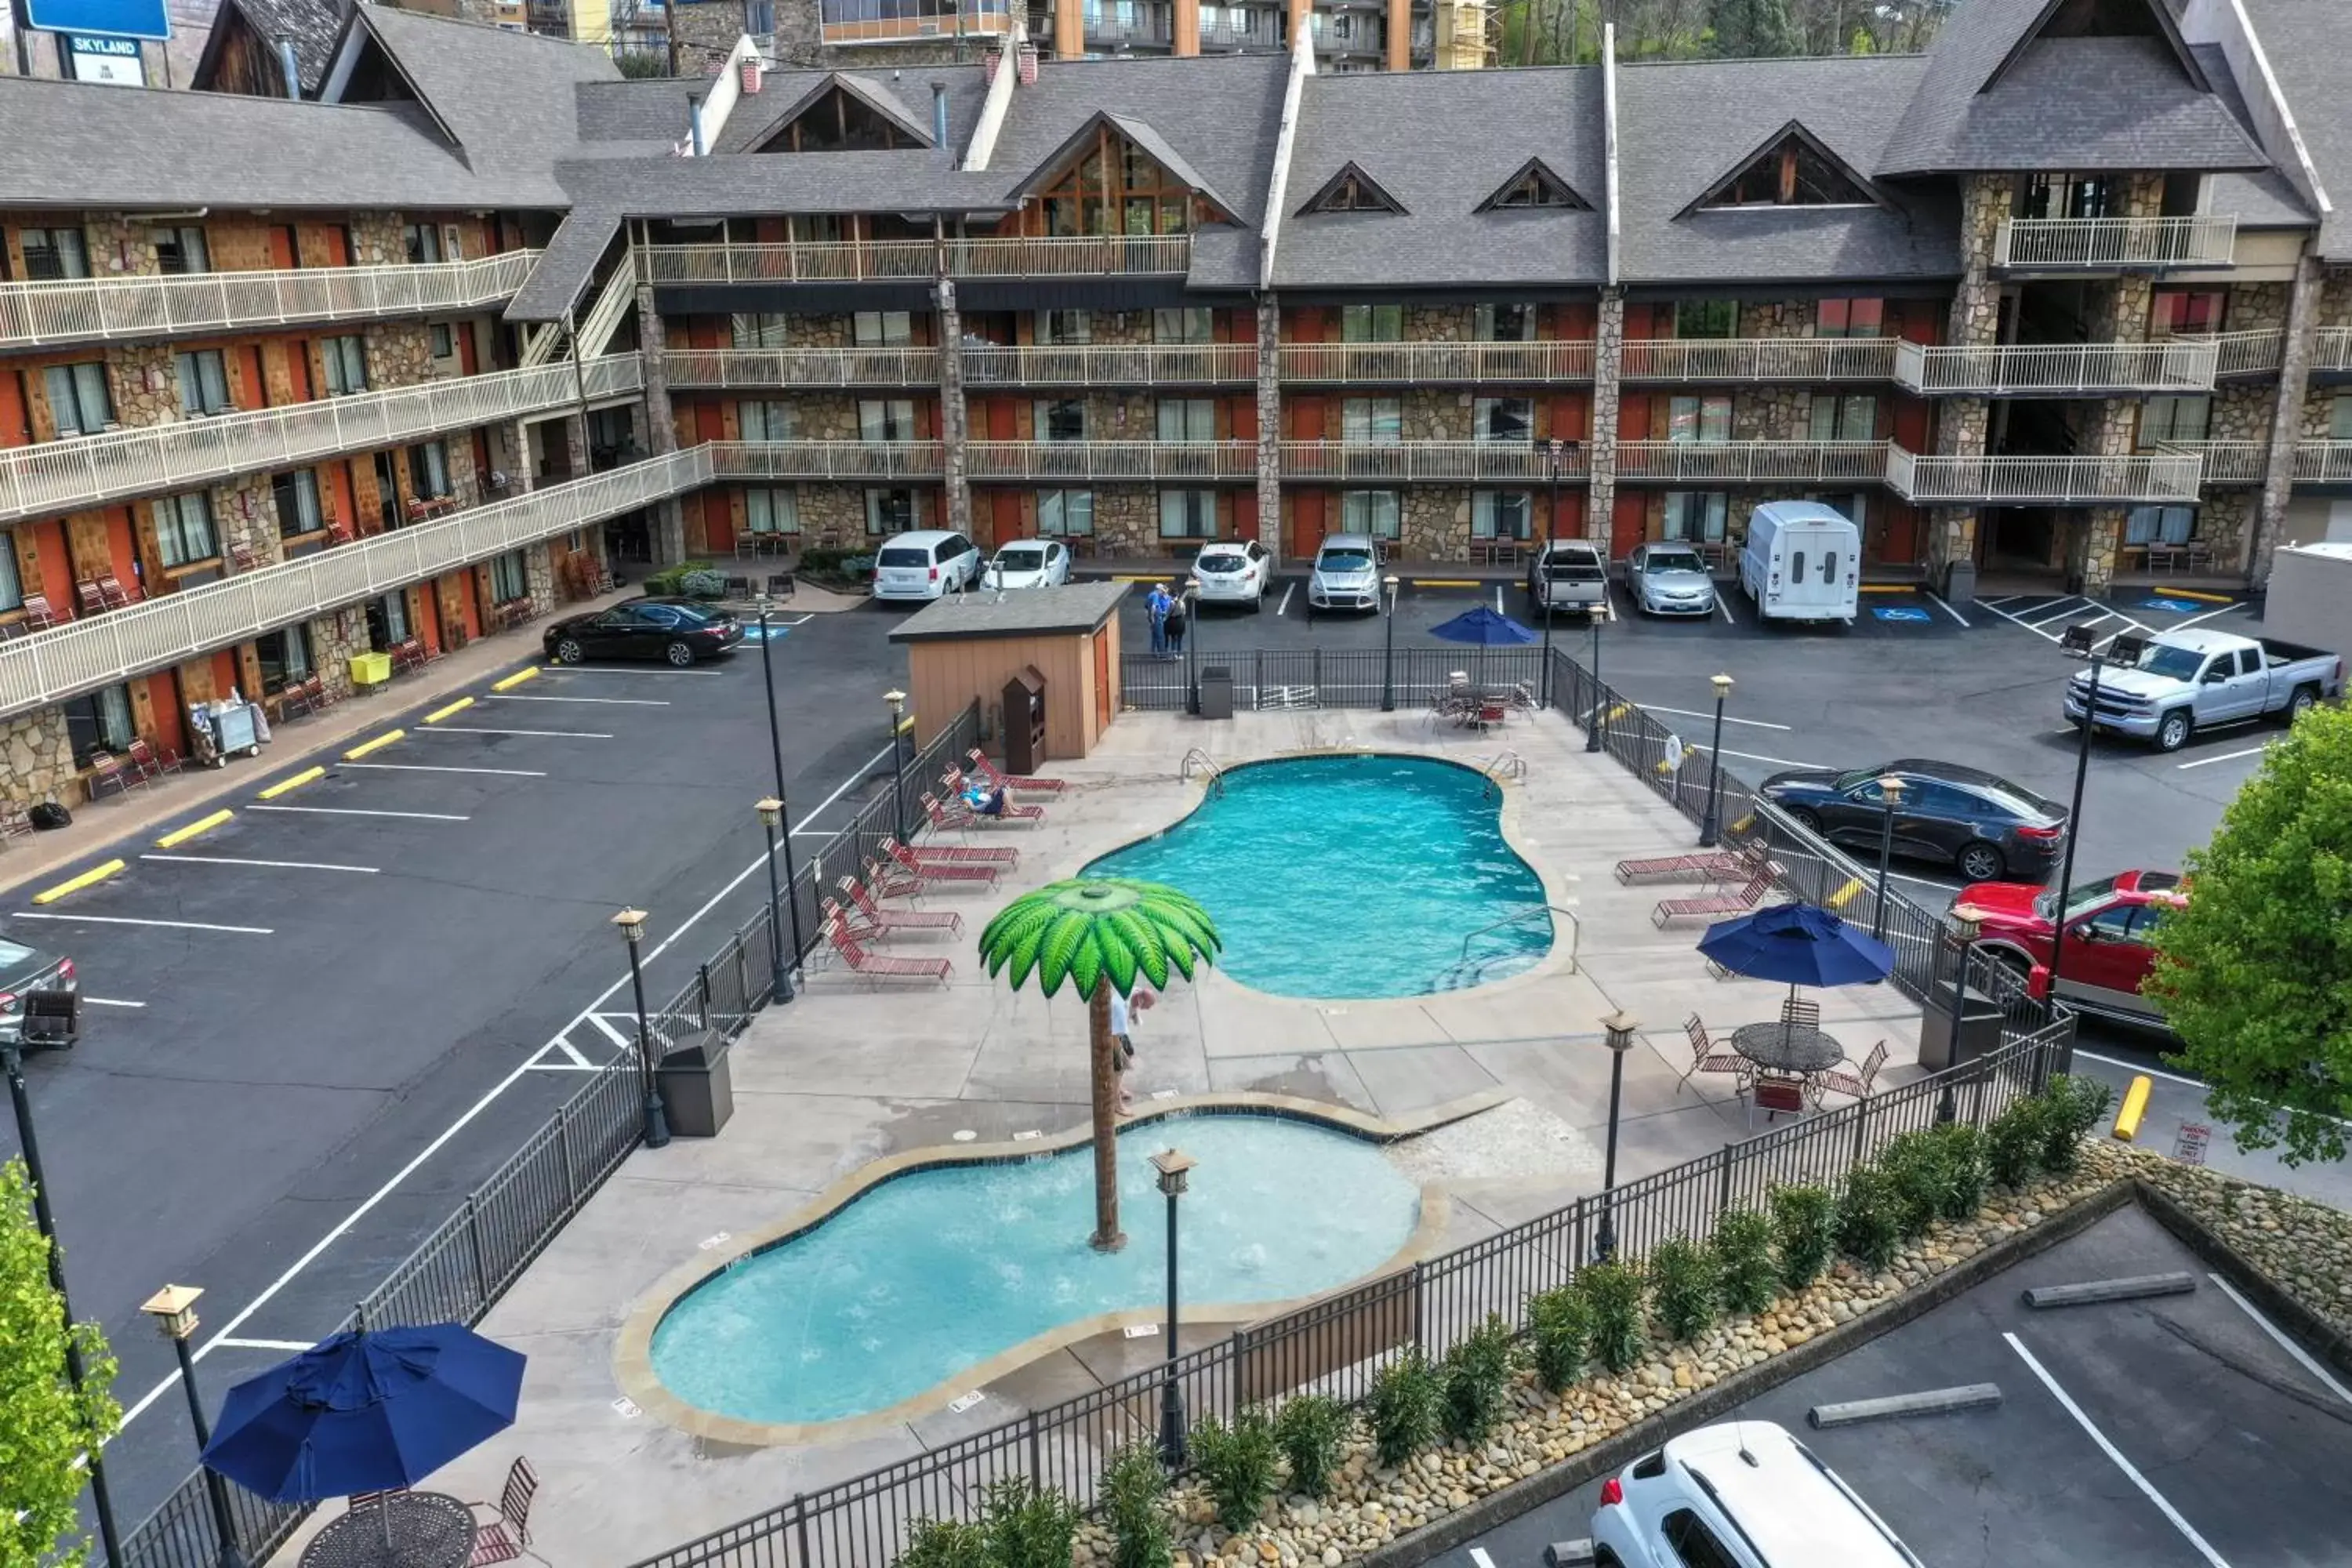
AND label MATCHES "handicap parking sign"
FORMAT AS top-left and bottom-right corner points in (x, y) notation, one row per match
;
(1872, 605), (1932, 622)
(739, 622), (786, 642)
(2141, 597), (2205, 614)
